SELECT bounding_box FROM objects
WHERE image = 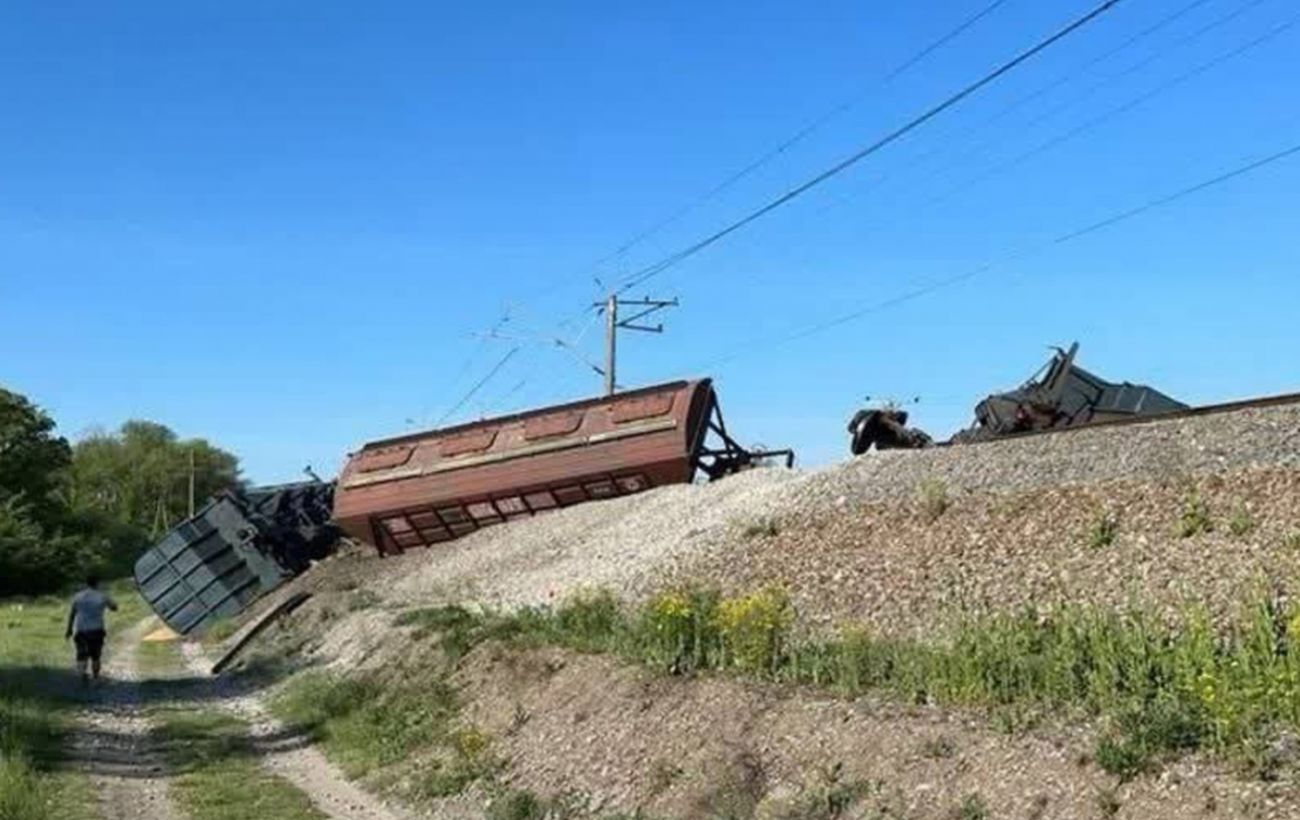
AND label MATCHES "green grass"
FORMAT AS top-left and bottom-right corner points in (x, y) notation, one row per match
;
(1178, 492), (1214, 538)
(1088, 510), (1119, 549)
(917, 478), (950, 523)
(270, 665), (497, 802)
(1227, 505), (1256, 537)
(201, 618), (239, 646)
(136, 635), (183, 679)
(0, 580), (147, 820)
(155, 708), (326, 820)
(950, 793), (988, 820)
